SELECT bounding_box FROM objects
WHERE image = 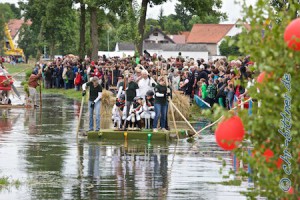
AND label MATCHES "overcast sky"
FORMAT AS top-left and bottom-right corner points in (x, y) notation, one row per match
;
(1, 0), (257, 23)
